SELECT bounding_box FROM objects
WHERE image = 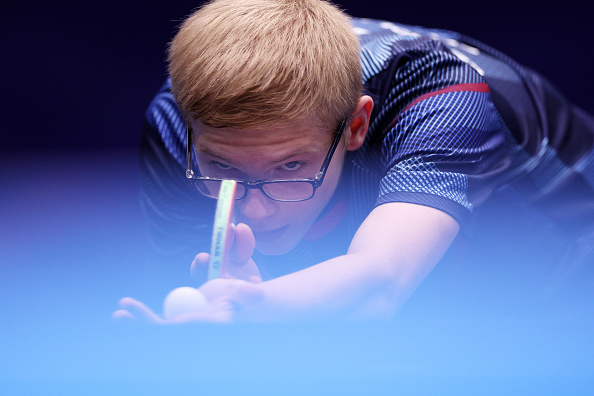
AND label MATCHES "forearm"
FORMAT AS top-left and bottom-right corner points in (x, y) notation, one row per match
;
(239, 249), (445, 322)
(239, 203), (459, 322)
(238, 254), (396, 322)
